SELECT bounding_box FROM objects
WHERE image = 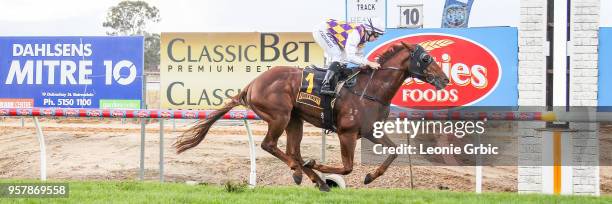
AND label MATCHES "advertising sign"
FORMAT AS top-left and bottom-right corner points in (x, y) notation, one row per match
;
(0, 37), (143, 109)
(160, 32), (324, 110)
(441, 0), (475, 28)
(598, 27), (612, 107)
(364, 27), (518, 108)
